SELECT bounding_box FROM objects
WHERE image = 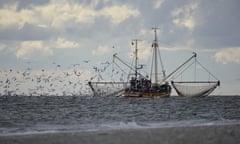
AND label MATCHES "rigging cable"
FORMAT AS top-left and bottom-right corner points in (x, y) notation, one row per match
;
(196, 59), (219, 81)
